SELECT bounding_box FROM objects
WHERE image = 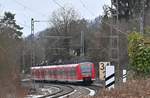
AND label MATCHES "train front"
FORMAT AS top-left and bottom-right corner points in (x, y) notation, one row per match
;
(79, 62), (95, 84)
